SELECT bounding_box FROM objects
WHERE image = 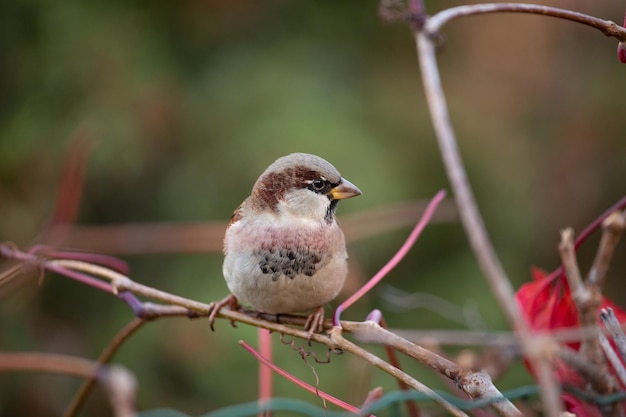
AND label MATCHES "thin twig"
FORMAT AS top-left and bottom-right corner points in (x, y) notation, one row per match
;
(344, 321), (522, 417)
(587, 211), (626, 287)
(423, 3), (626, 41)
(414, 21), (563, 417)
(101, 365), (137, 417)
(599, 334), (626, 388)
(360, 387), (384, 417)
(377, 315), (420, 417)
(558, 229), (591, 308)
(328, 327), (470, 417)
(415, 14), (521, 351)
(558, 229), (604, 367)
(13, 251), (469, 415)
(557, 346), (615, 395)
(63, 317), (147, 417)
(393, 323), (626, 348)
(333, 189), (446, 325)
(601, 308), (626, 364)
(0, 352), (98, 377)
(239, 341), (364, 415)
(548, 197), (626, 282)
(53, 199), (457, 254)
(47, 259), (216, 314)
(346, 320), (462, 379)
